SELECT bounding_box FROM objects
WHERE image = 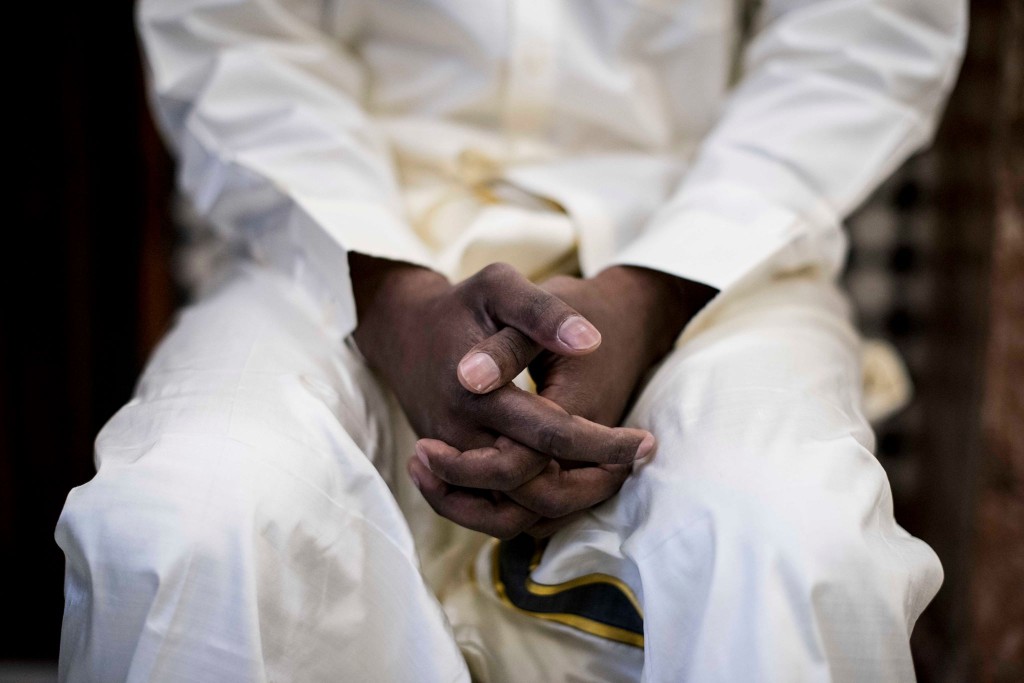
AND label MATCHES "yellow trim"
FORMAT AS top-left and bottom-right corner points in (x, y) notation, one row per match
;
(521, 542), (644, 617)
(488, 540), (645, 648)
(524, 575), (644, 618)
